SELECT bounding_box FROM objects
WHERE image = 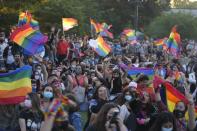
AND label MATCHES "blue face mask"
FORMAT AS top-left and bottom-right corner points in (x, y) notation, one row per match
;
(43, 91), (53, 99)
(125, 95), (132, 102)
(161, 127), (173, 131)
